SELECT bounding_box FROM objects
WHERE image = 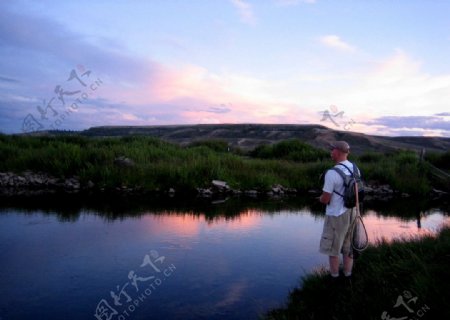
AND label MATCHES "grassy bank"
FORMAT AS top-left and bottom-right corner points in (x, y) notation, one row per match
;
(0, 135), (445, 194)
(266, 226), (450, 320)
